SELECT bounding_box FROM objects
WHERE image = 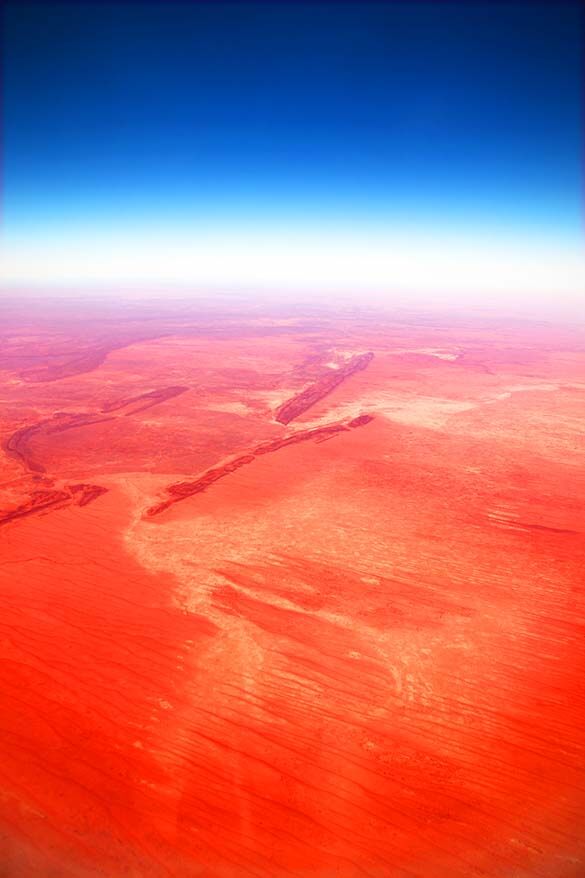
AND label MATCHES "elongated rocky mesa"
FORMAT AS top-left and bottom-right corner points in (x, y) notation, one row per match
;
(3, 386), (189, 476)
(275, 352), (374, 424)
(101, 385), (189, 415)
(1, 384), (187, 528)
(145, 414), (374, 517)
(0, 483), (108, 527)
